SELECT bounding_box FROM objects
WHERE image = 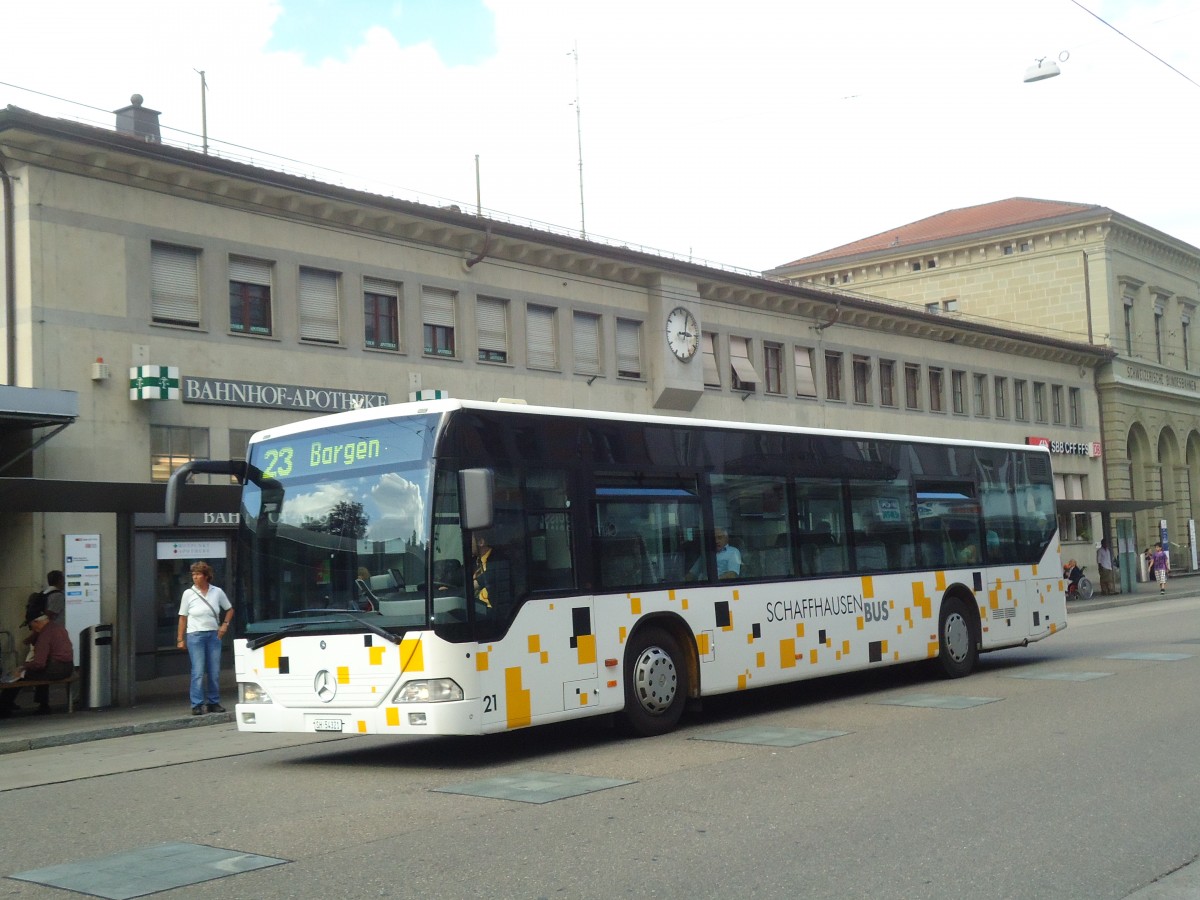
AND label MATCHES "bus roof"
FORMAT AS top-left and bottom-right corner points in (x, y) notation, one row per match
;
(247, 397), (1050, 457)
